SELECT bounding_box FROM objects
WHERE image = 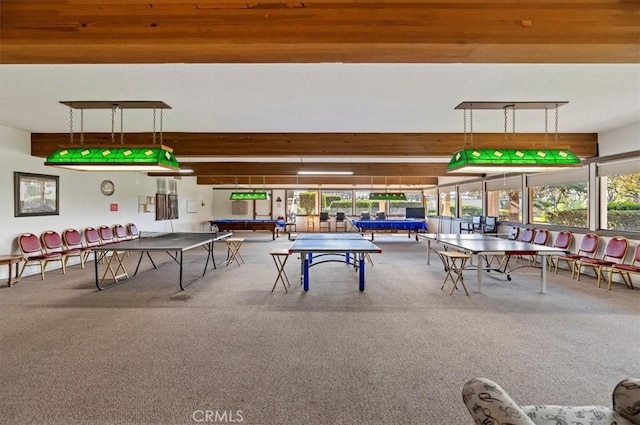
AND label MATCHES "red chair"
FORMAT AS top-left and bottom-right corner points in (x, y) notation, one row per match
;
(552, 233), (599, 279)
(607, 244), (640, 290)
(526, 228), (550, 265)
(40, 230), (71, 274)
(113, 224), (128, 242)
(516, 228), (536, 263)
(546, 230), (573, 271)
(62, 228), (92, 269)
(520, 228), (535, 244)
(17, 233), (64, 280)
(84, 227), (102, 248)
(126, 223), (139, 240)
(97, 225), (116, 245)
(576, 236), (629, 288)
